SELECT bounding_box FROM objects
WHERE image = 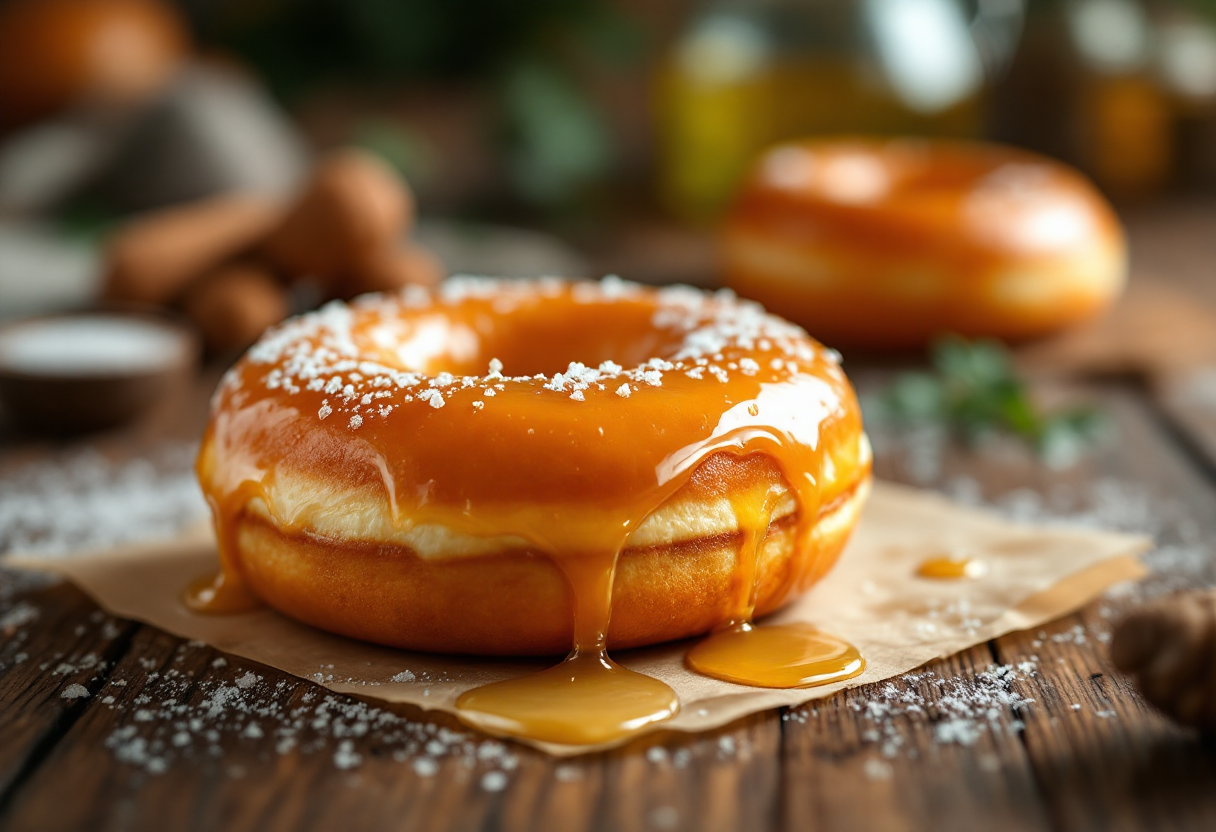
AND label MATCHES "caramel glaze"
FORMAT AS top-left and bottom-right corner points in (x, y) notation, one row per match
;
(723, 138), (1126, 347)
(685, 483), (865, 689)
(193, 279), (869, 744)
(916, 555), (987, 580)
